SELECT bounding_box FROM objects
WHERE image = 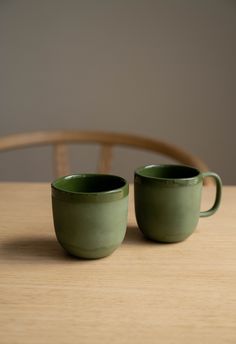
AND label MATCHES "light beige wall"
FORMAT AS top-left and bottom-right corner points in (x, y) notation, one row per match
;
(0, 0), (235, 183)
